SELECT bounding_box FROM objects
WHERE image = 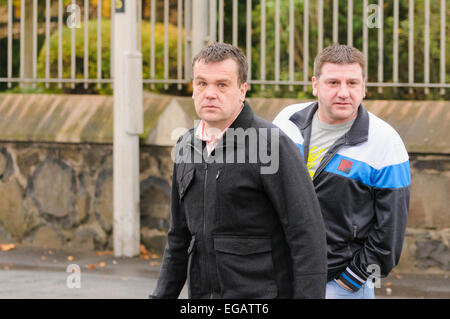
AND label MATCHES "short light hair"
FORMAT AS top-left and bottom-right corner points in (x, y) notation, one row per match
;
(192, 42), (248, 85)
(314, 44), (366, 79)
